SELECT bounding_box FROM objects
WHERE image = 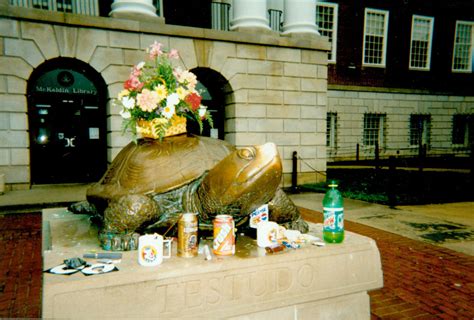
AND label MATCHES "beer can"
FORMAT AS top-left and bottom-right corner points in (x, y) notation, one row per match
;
(178, 213), (198, 257)
(213, 215), (235, 256)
